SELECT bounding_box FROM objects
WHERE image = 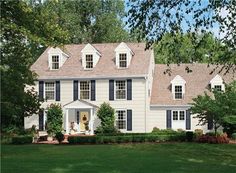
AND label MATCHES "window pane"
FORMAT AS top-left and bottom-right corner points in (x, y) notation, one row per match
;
(119, 54), (127, 68)
(173, 111), (178, 120)
(214, 85), (222, 91)
(115, 80), (126, 99)
(175, 85), (183, 99)
(45, 82), (55, 100)
(86, 54), (93, 69)
(116, 110), (126, 129)
(52, 55), (59, 69)
(80, 81), (90, 99)
(179, 111), (185, 120)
